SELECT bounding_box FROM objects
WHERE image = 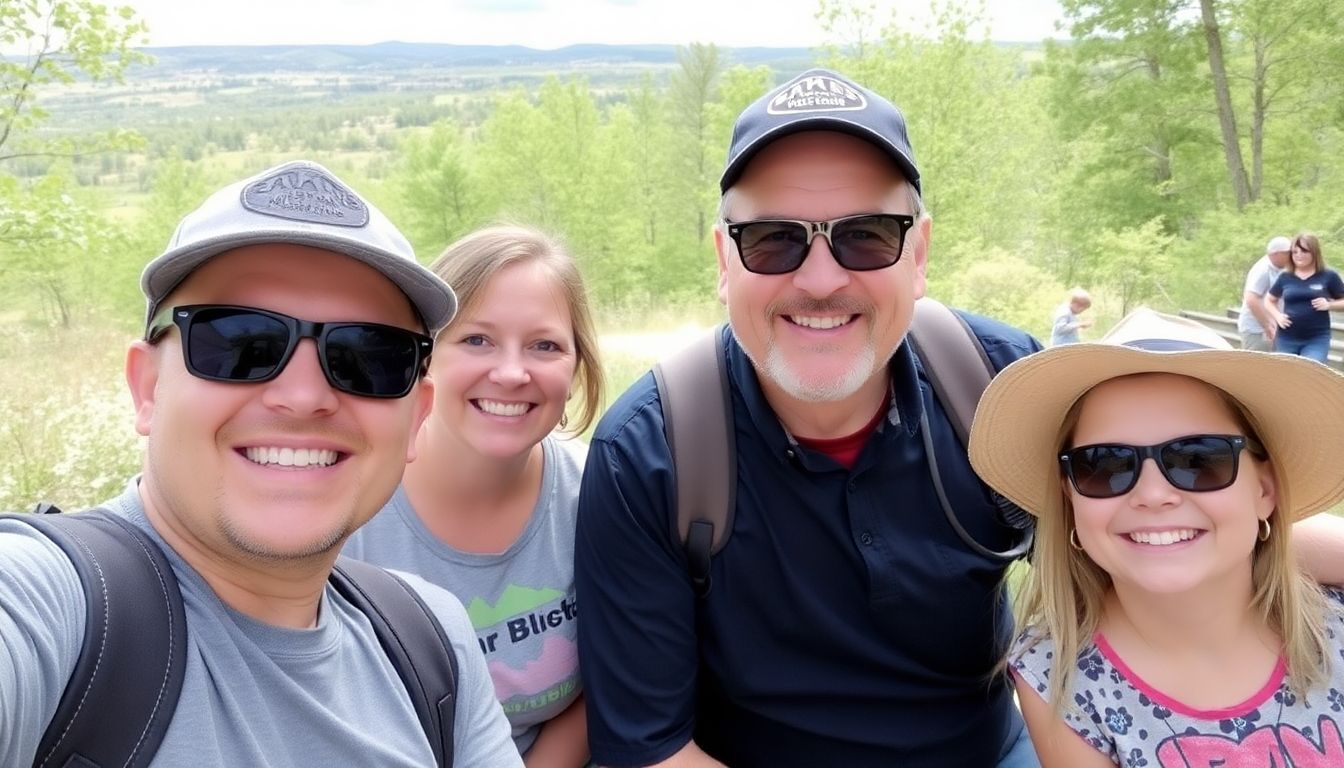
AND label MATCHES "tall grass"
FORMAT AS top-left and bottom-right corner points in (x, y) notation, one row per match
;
(0, 322), (142, 511)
